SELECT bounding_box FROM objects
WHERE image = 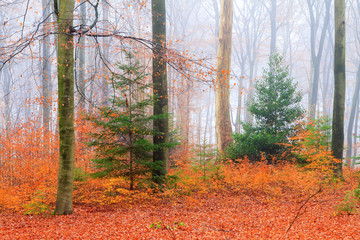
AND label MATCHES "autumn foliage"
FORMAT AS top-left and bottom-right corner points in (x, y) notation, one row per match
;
(0, 115), (356, 211)
(290, 117), (342, 178)
(0, 115), (360, 238)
